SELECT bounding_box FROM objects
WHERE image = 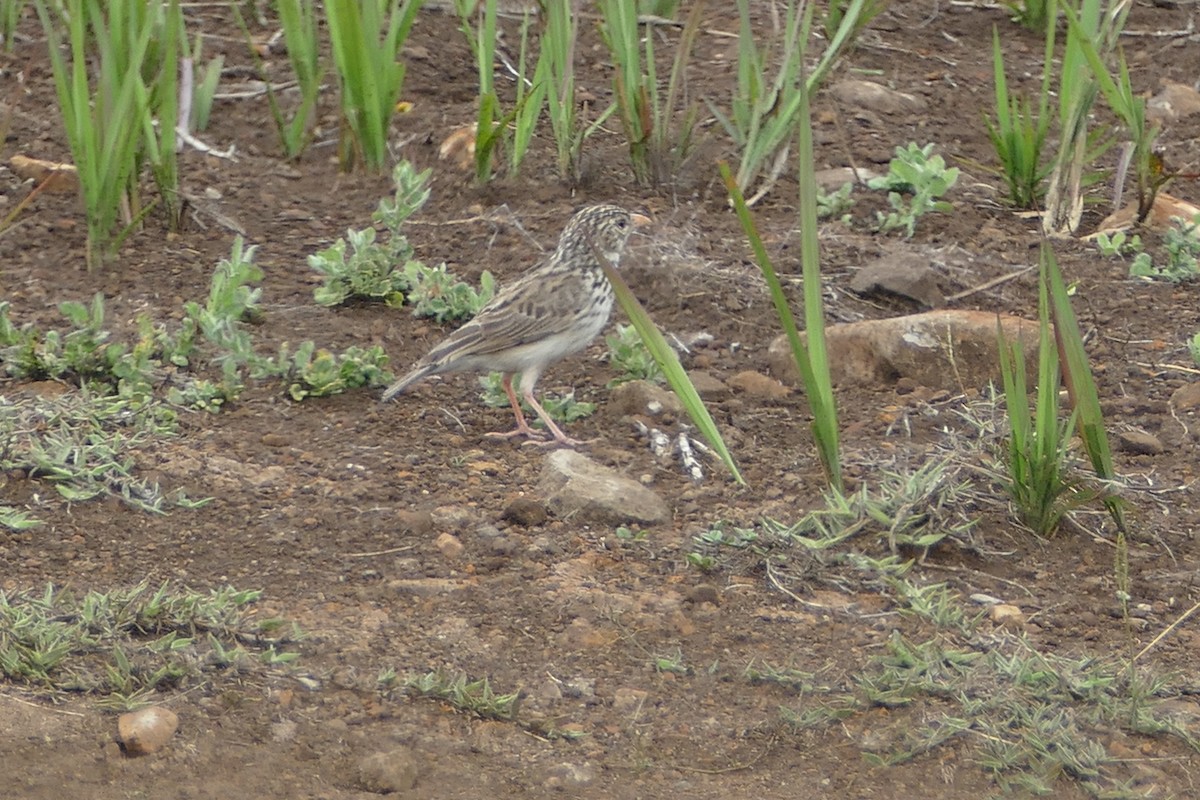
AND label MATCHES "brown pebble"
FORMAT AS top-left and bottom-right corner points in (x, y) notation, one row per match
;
(261, 433), (291, 447)
(687, 584), (721, 606)
(502, 497), (548, 527)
